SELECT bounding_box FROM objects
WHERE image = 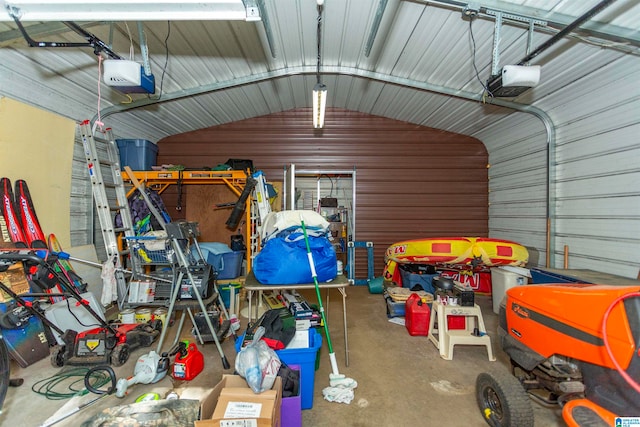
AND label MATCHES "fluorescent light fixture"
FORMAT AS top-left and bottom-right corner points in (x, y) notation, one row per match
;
(312, 83), (327, 129)
(0, 1), (260, 21)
